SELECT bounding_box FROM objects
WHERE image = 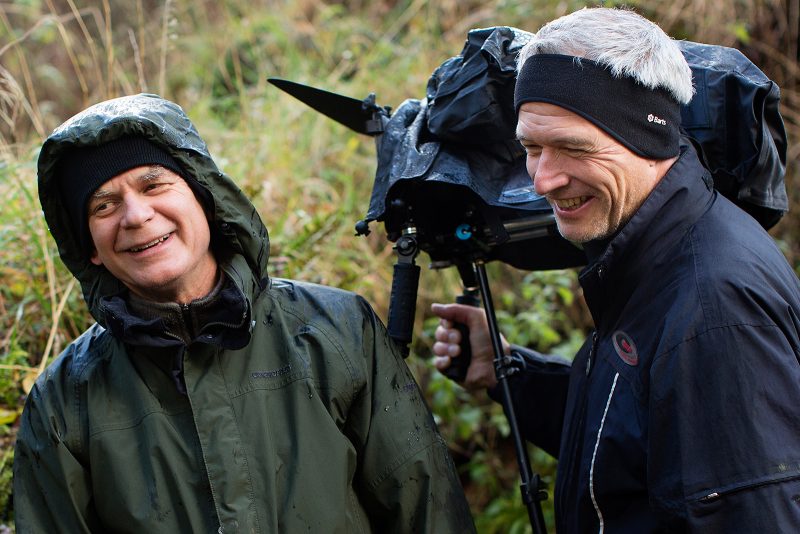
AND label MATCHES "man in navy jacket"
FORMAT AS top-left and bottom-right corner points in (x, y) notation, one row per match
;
(432, 7), (800, 532)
